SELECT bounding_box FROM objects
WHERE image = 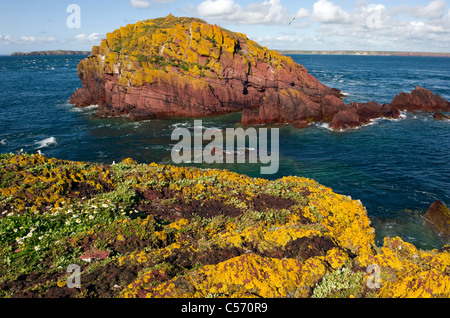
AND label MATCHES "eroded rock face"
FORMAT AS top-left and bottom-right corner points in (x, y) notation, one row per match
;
(70, 15), (340, 123)
(70, 15), (450, 131)
(433, 112), (450, 120)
